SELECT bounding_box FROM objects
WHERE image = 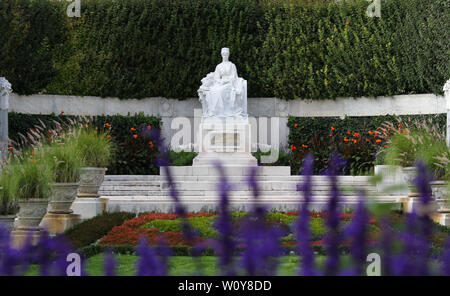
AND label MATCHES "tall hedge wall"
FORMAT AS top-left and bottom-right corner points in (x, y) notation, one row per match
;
(0, 0), (448, 99)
